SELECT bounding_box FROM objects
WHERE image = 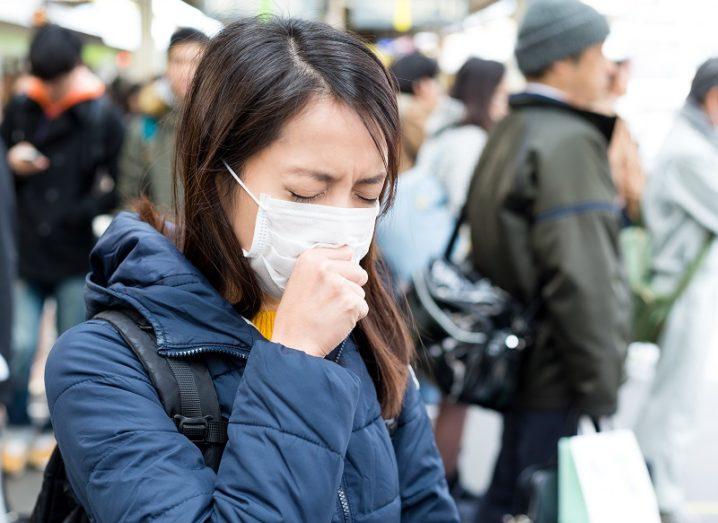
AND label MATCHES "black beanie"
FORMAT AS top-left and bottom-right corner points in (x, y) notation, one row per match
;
(390, 52), (439, 94)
